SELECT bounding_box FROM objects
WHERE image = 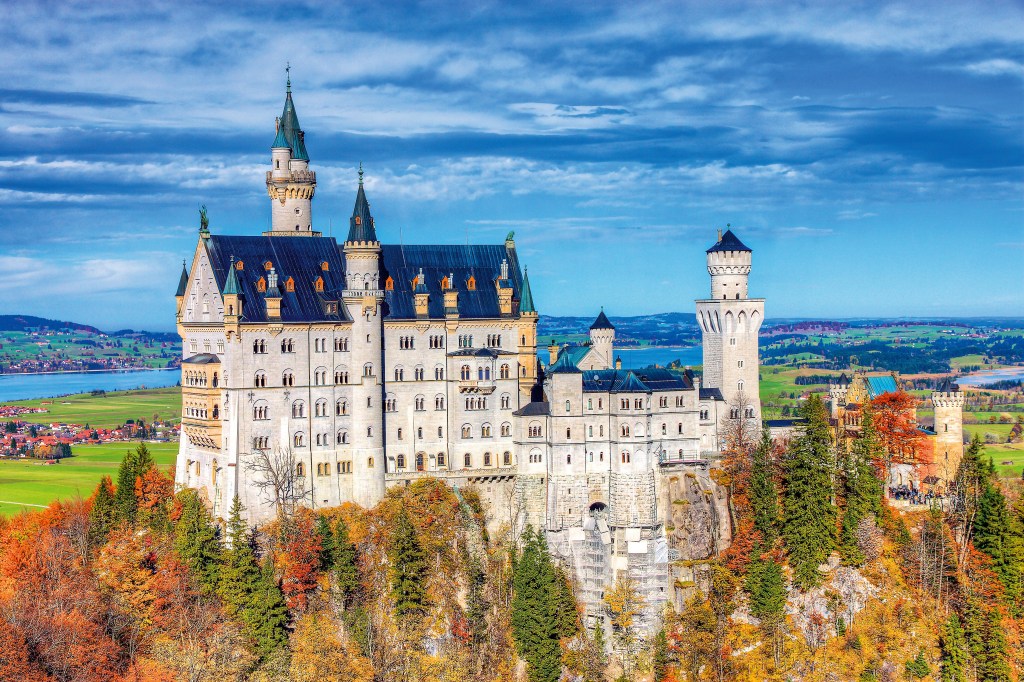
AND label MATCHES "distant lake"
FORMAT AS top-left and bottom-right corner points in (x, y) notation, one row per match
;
(956, 366), (1024, 387)
(538, 345), (702, 370)
(0, 369), (180, 402)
